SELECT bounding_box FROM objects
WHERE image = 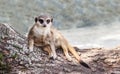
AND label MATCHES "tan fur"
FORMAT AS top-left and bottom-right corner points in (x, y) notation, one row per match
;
(27, 15), (90, 68)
